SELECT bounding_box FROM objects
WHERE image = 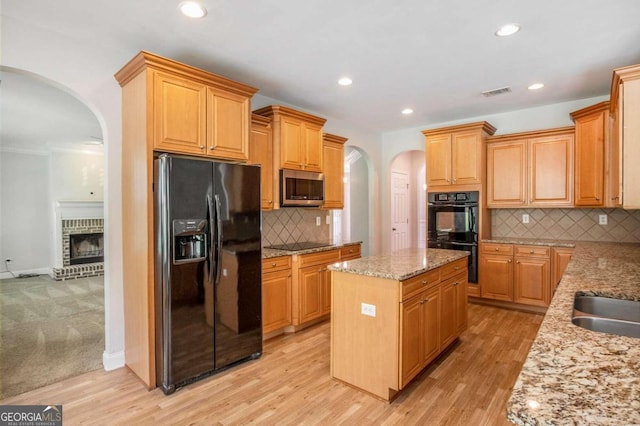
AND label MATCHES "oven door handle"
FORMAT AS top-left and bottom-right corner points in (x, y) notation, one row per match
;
(449, 241), (478, 247)
(428, 202), (478, 207)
